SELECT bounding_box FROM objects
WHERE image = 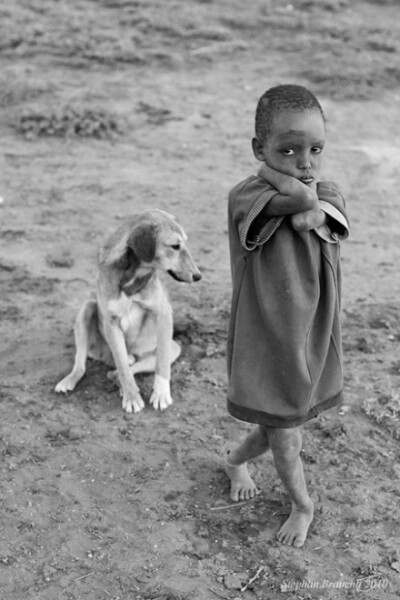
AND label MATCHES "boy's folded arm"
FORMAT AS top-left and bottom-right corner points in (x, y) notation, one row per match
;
(263, 189), (315, 216)
(258, 164), (318, 217)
